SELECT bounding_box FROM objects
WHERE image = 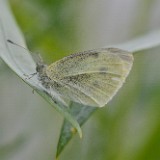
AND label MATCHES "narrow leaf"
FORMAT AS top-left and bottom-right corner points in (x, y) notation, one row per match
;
(56, 103), (97, 158)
